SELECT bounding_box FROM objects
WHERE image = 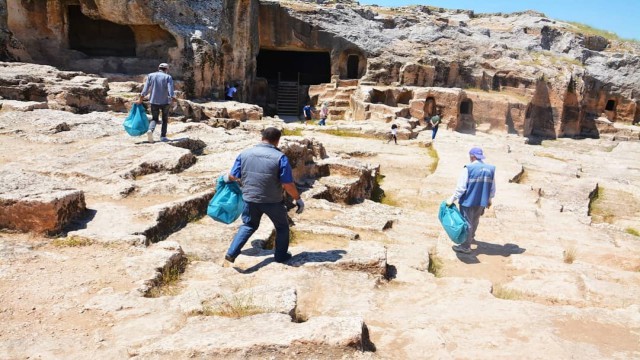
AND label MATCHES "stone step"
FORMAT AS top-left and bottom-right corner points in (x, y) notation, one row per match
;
(135, 314), (370, 358)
